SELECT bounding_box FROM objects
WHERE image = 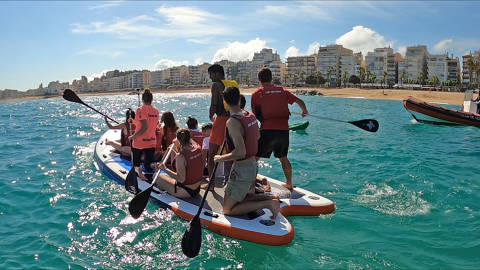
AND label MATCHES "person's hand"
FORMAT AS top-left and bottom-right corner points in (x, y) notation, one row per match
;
(213, 155), (222, 163)
(159, 162), (166, 171)
(301, 110), (308, 117)
(210, 116), (216, 122)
